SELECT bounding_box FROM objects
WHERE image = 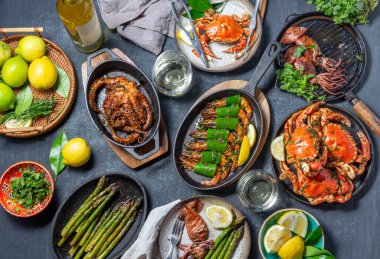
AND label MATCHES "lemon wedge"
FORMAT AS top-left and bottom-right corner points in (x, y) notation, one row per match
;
(176, 25), (193, 46)
(247, 123), (257, 148)
(205, 205), (234, 229)
(4, 118), (32, 129)
(278, 211), (308, 238)
(238, 136), (250, 166)
(271, 135), (285, 161)
(264, 224), (292, 254)
(278, 236), (304, 259)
